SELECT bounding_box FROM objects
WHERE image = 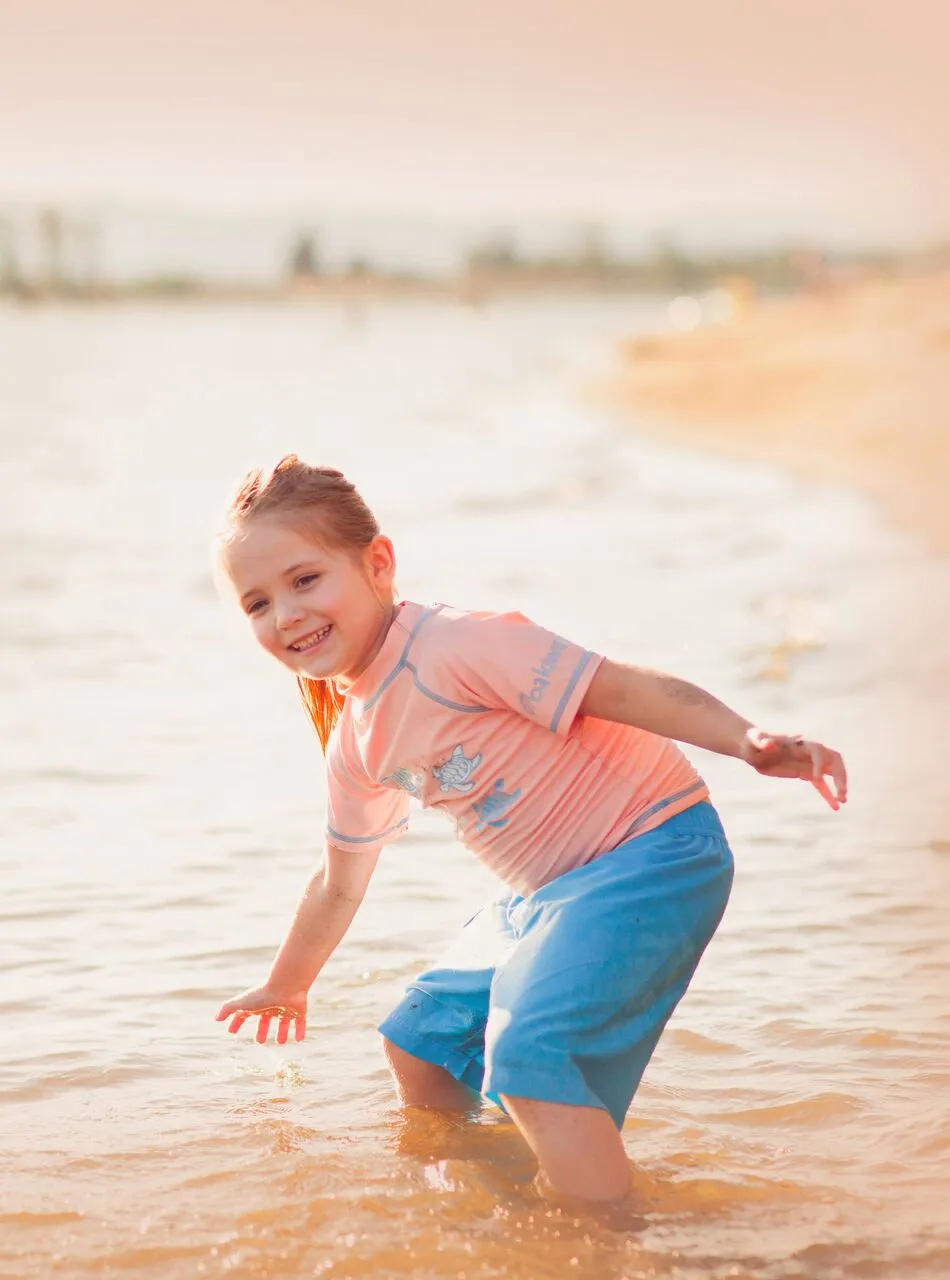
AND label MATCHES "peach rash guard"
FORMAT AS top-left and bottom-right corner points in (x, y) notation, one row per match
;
(325, 602), (708, 895)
